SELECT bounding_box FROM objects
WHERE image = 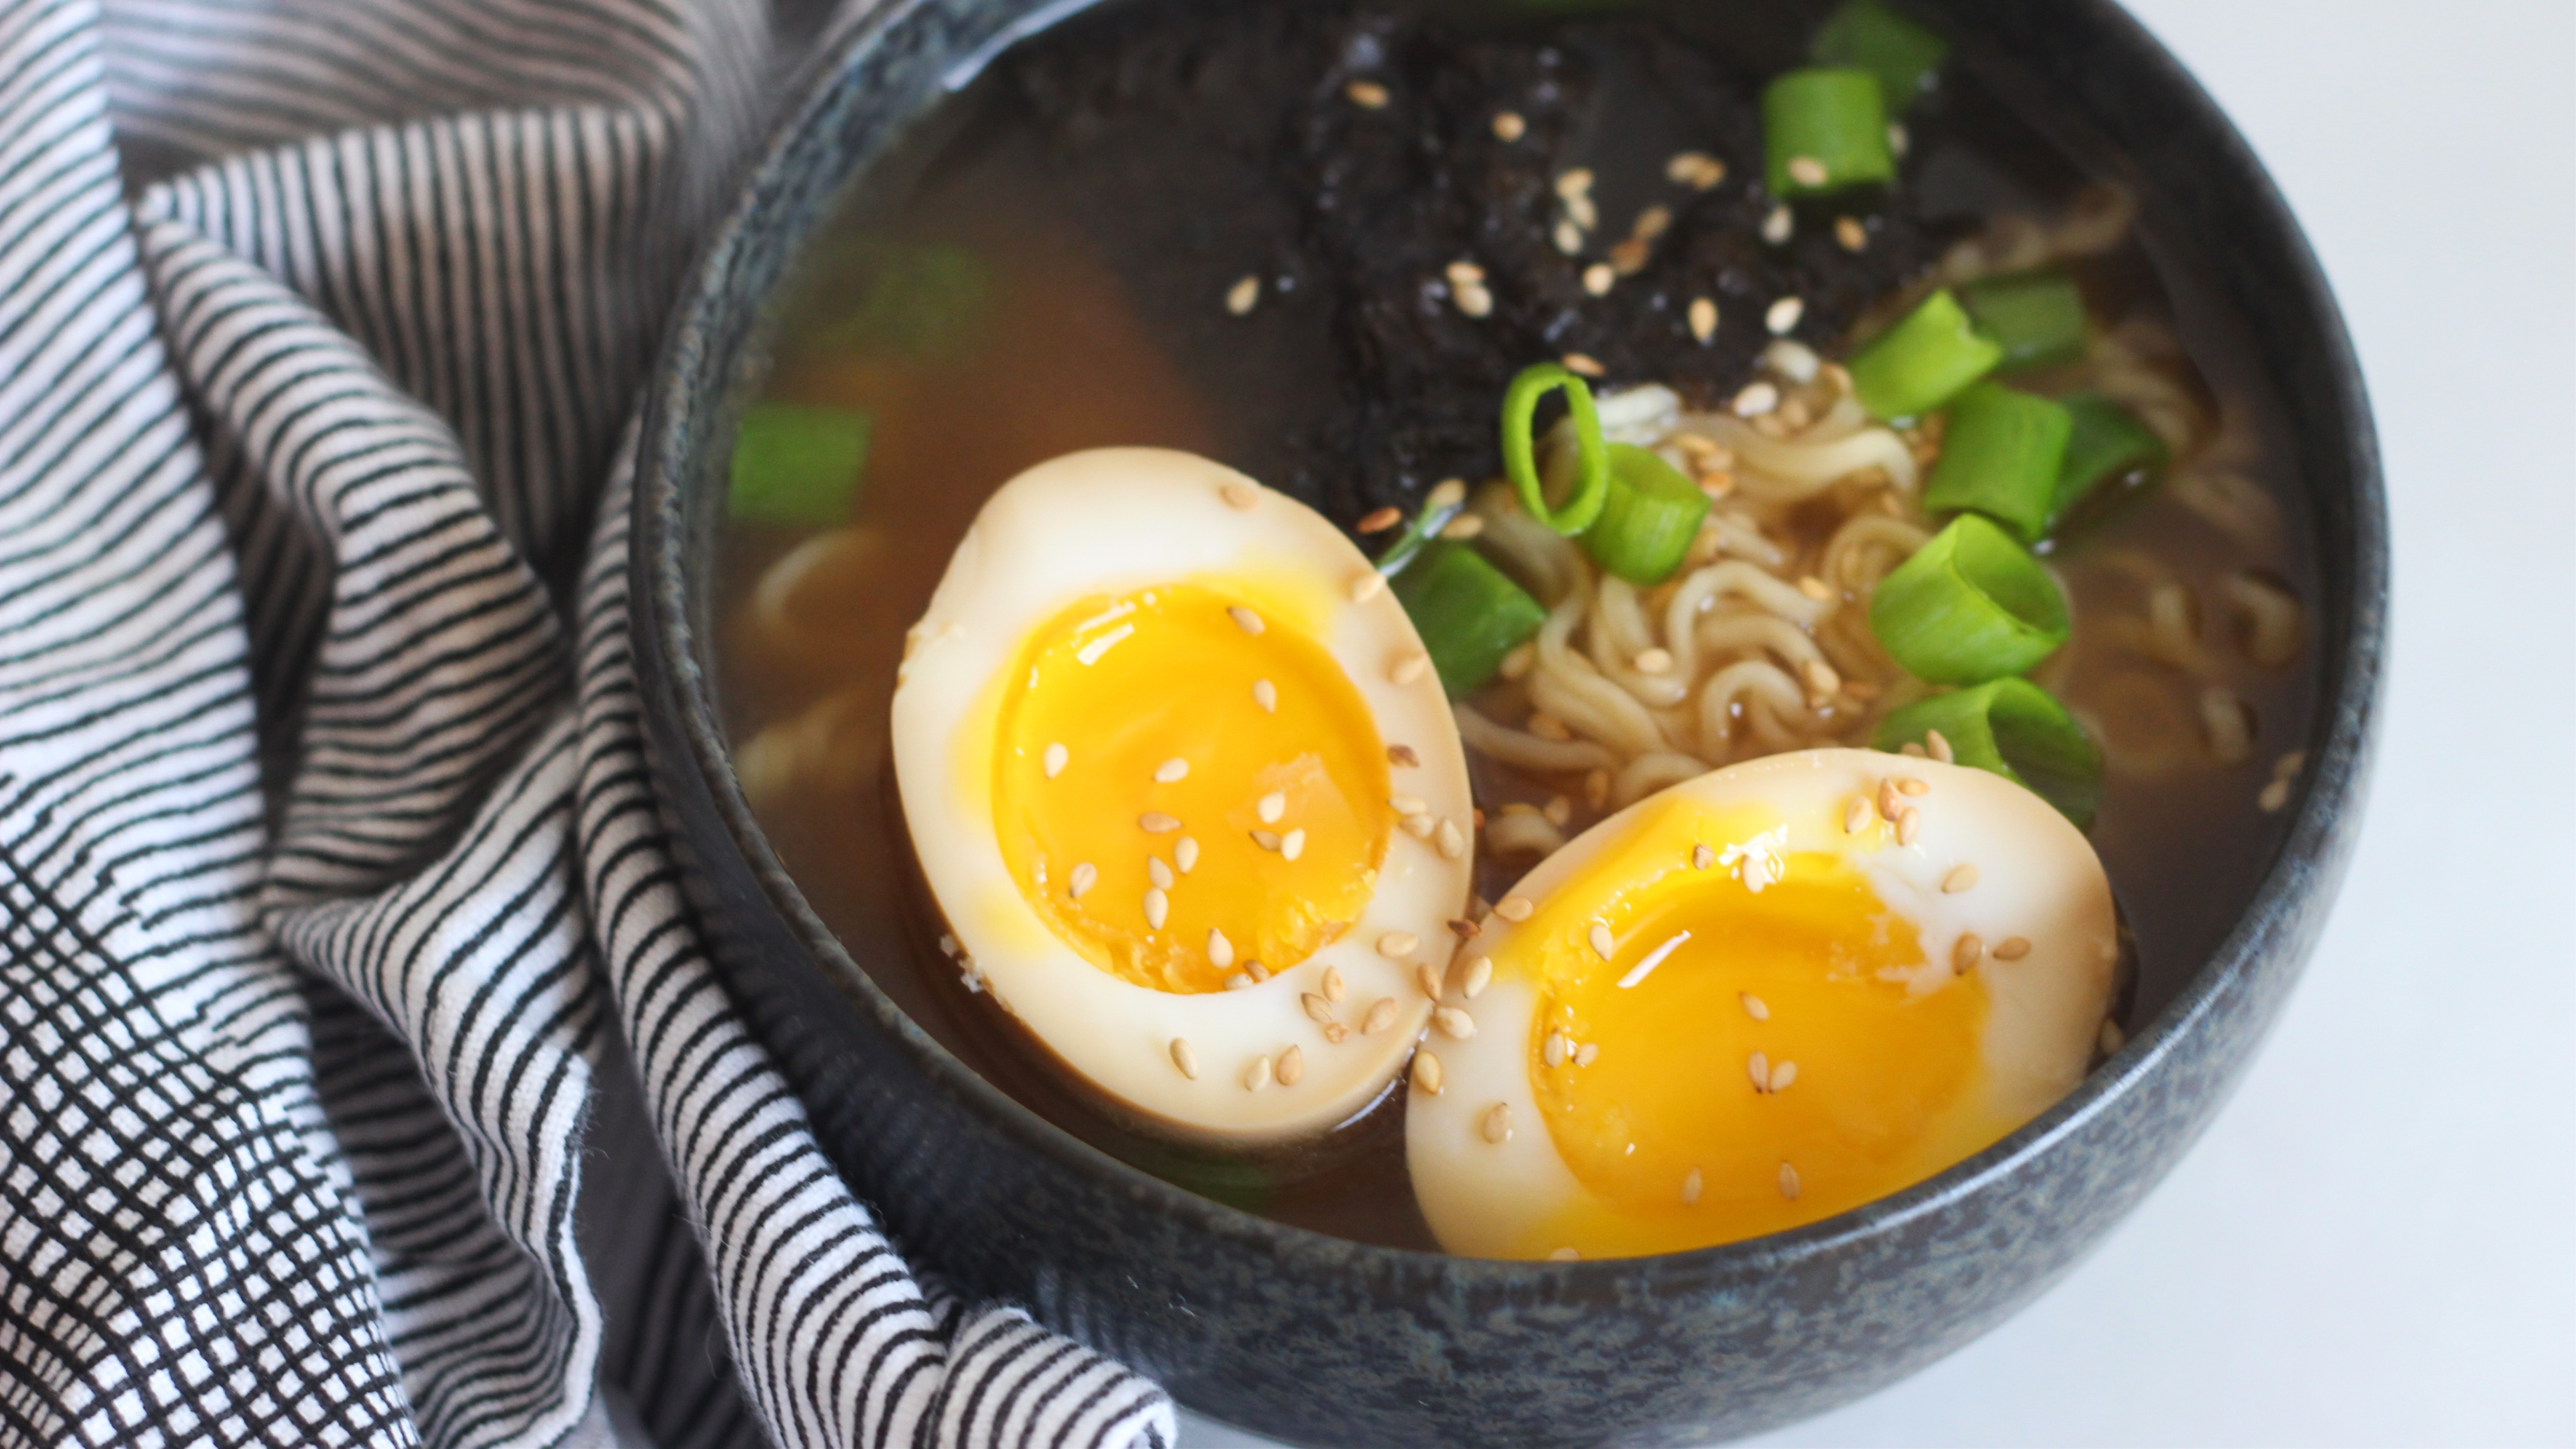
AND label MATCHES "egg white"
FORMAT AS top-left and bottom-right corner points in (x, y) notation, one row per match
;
(891, 448), (1473, 1141)
(1407, 748), (2118, 1258)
